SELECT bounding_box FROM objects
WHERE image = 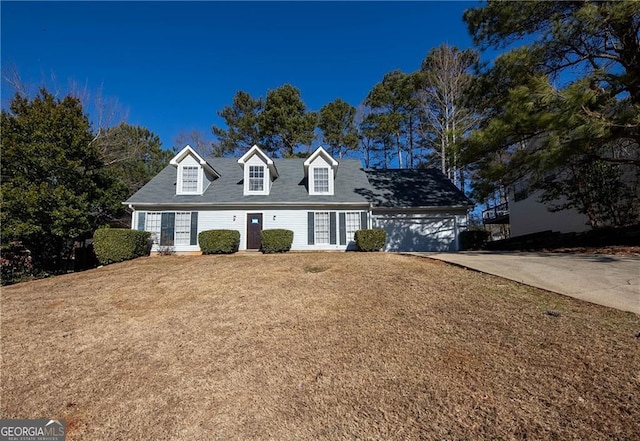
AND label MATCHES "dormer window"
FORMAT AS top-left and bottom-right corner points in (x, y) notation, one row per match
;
(238, 145), (278, 196)
(249, 165), (265, 192)
(304, 147), (338, 196)
(181, 166), (199, 193)
(313, 167), (330, 193)
(170, 145), (220, 196)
